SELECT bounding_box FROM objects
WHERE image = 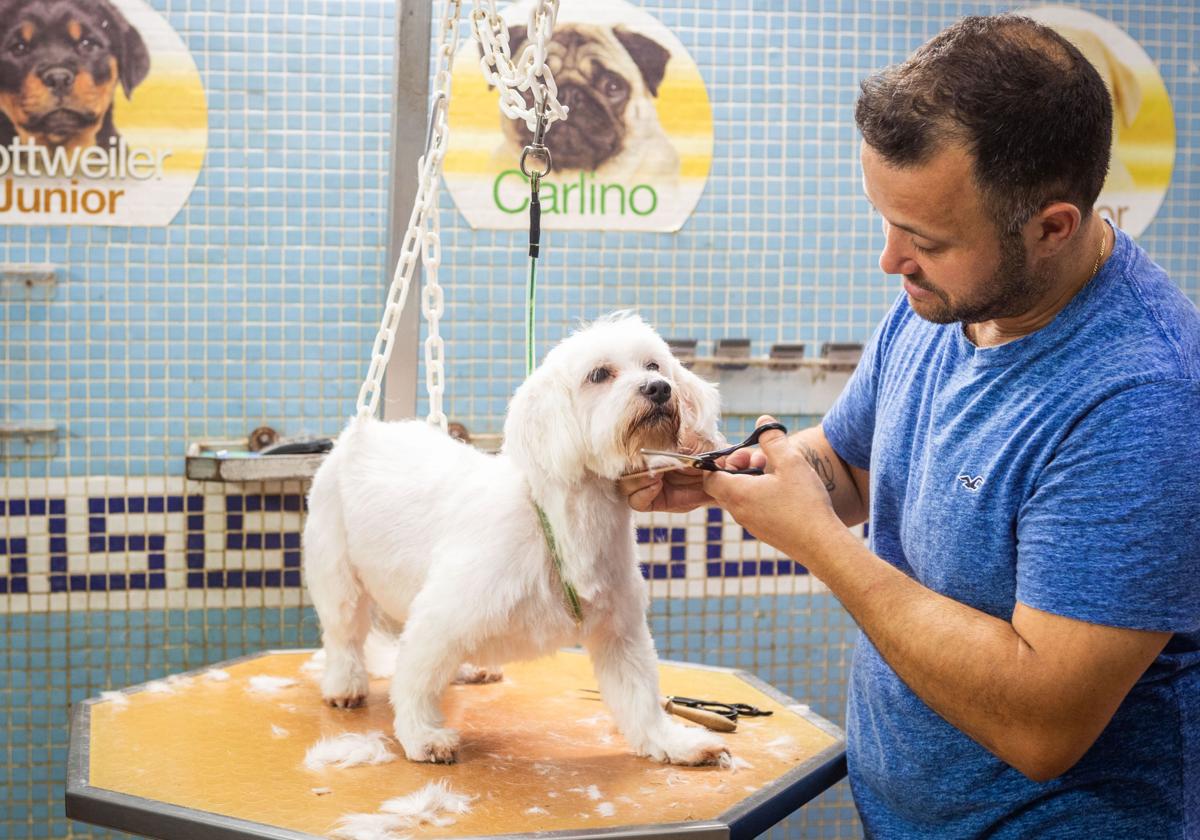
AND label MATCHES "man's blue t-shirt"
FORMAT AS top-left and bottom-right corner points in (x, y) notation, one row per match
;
(823, 224), (1200, 839)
